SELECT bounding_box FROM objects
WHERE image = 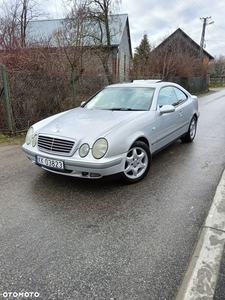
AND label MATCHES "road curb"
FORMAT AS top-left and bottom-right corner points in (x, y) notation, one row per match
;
(175, 169), (225, 300)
